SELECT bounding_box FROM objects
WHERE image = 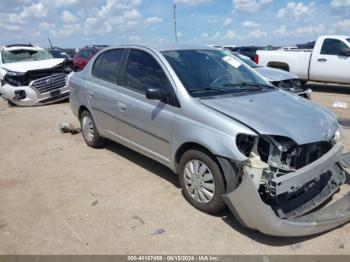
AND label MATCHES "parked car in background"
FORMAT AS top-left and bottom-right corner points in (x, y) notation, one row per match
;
(296, 41), (315, 49)
(226, 46), (263, 60)
(48, 47), (72, 59)
(256, 35), (350, 85)
(0, 44), (72, 106)
(70, 45), (350, 237)
(230, 52), (311, 99)
(73, 45), (108, 71)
